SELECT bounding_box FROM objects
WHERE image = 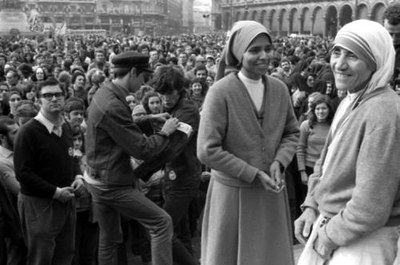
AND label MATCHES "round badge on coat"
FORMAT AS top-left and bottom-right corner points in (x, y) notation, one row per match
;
(168, 170), (176, 180)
